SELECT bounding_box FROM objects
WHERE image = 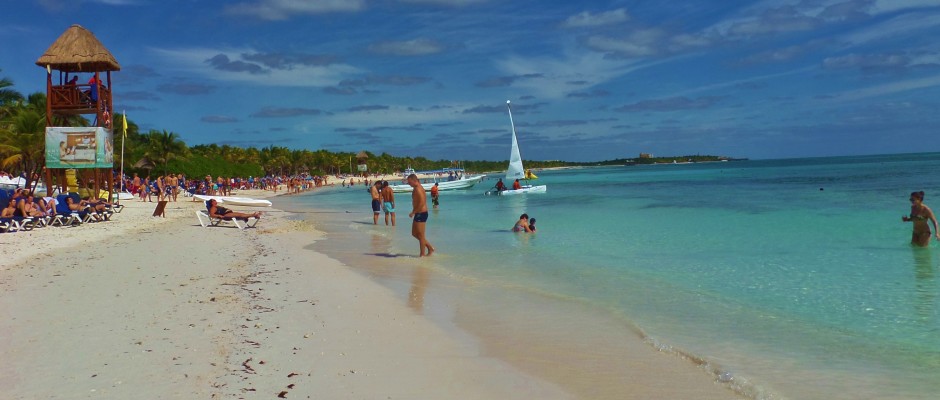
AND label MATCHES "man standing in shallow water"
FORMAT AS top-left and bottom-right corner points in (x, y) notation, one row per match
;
(381, 180), (396, 226)
(369, 181), (382, 224)
(407, 174), (434, 257)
